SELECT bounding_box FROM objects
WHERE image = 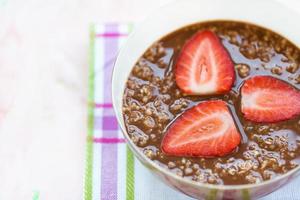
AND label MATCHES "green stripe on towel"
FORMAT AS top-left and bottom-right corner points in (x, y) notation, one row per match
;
(84, 24), (96, 200)
(126, 146), (135, 200)
(242, 189), (251, 200)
